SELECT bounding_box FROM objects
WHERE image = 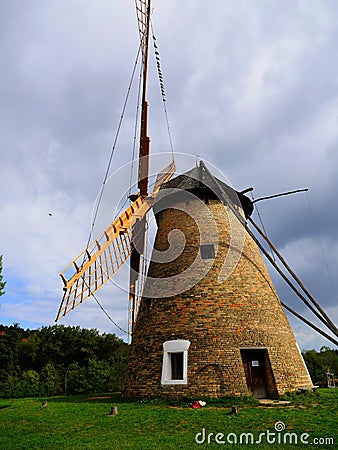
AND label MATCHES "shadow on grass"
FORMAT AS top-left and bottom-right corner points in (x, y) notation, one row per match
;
(47, 392), (123, 404)
(47, 392), (260, 408)
(41, 389), (336, 409)
(0, 405), (12, 410)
